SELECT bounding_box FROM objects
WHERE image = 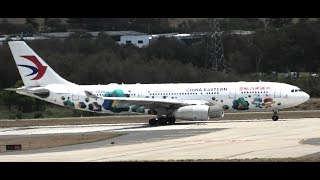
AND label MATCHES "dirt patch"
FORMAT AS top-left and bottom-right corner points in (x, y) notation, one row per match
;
(0, 133), (123, 153)
(0, 116), (155, 128)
